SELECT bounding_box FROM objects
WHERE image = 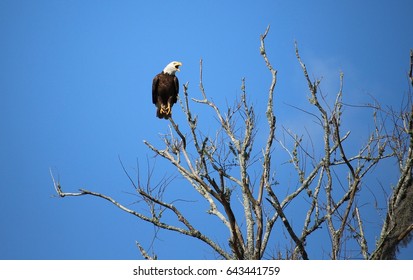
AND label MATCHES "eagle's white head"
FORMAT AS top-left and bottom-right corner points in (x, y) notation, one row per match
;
(163, 61), (182, 75)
